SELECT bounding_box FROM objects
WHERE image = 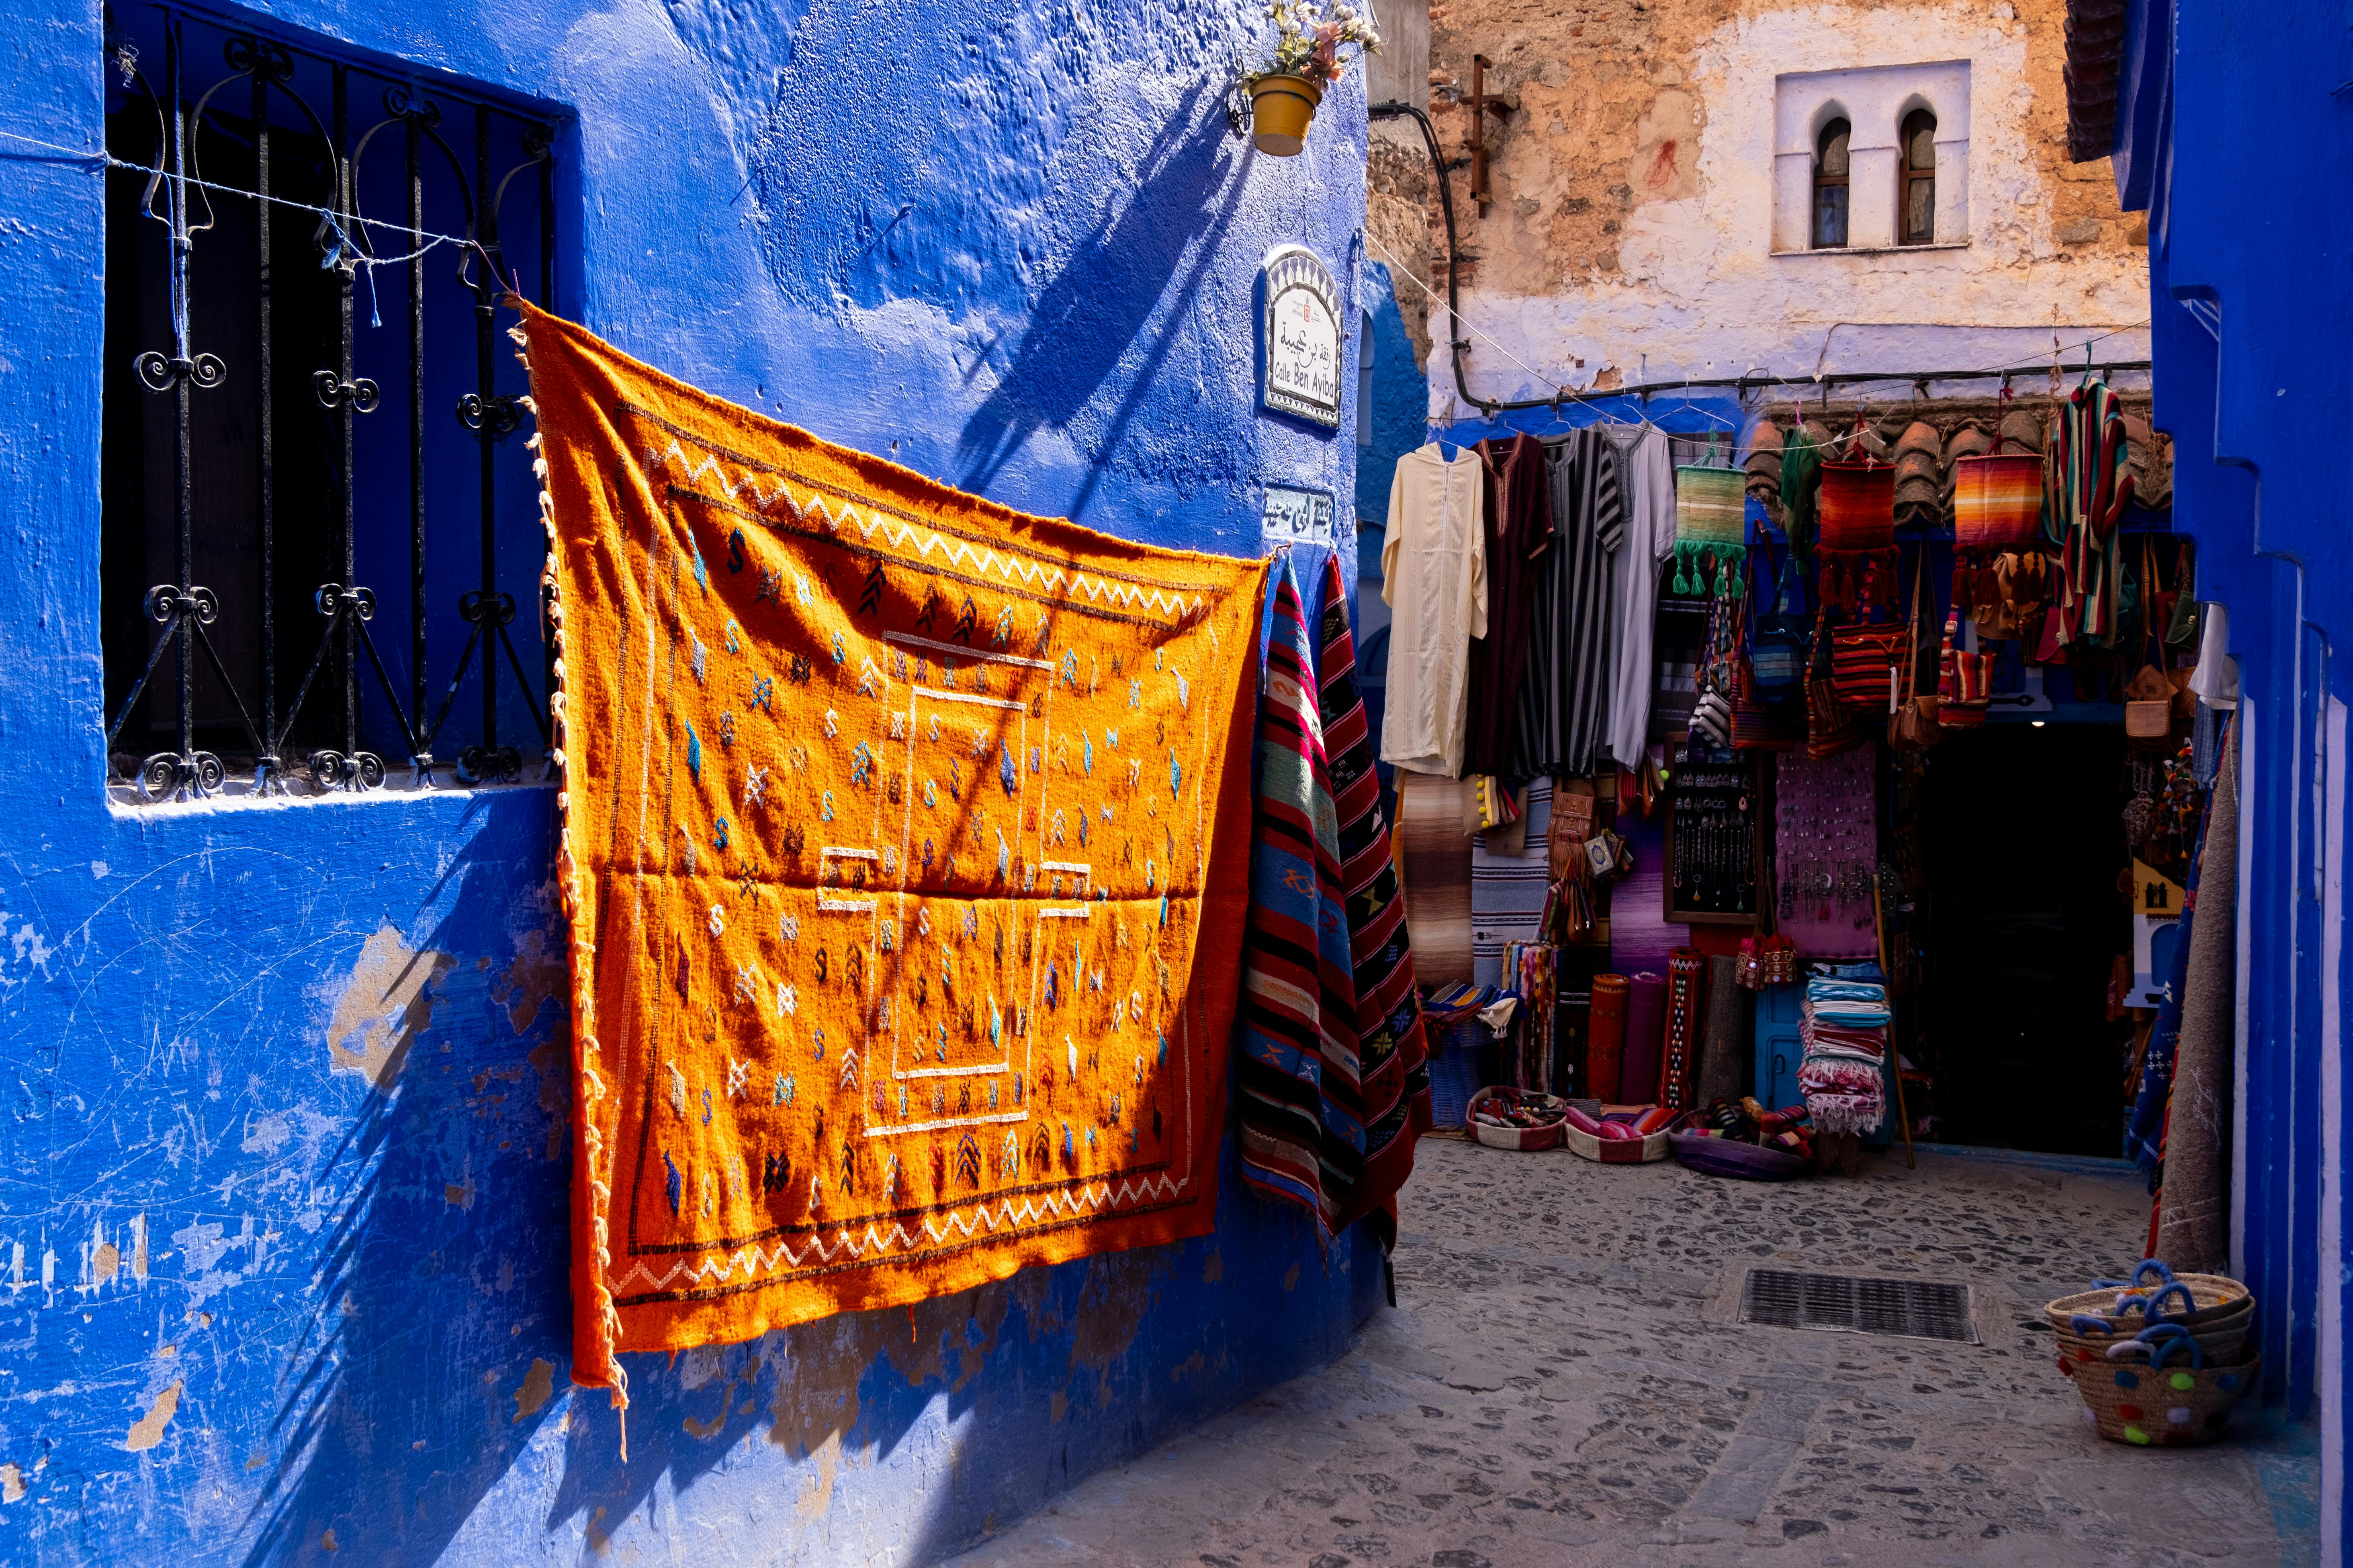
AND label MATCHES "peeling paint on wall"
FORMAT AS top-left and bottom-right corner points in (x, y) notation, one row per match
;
(124, 1381), (182, 1452)
(323, 924), (457, 1088)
